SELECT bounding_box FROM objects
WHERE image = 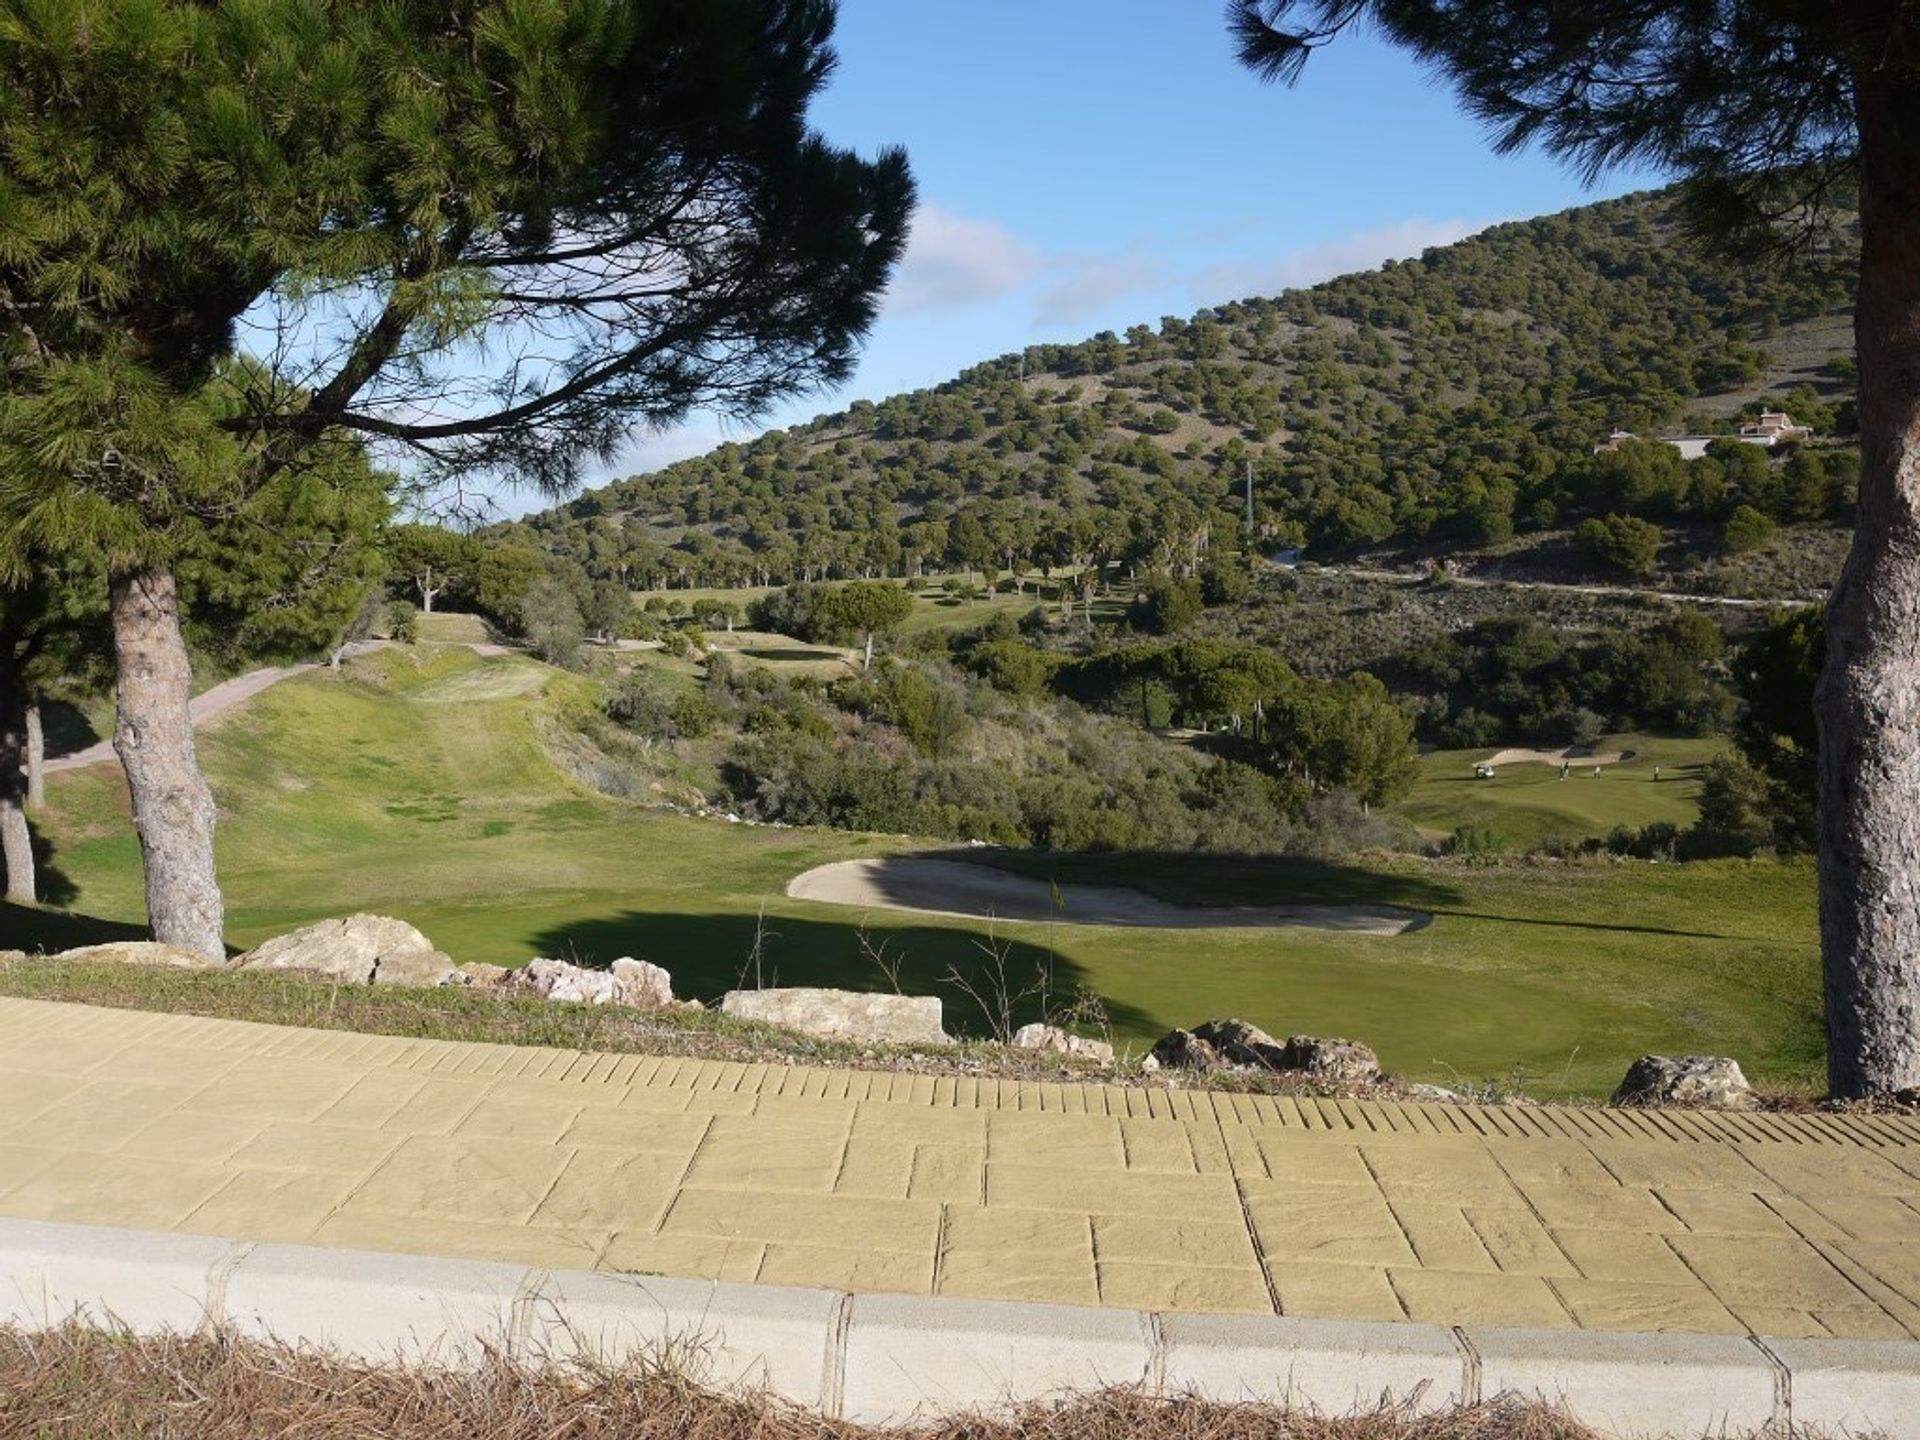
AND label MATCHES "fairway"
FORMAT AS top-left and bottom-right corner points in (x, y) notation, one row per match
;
(632, 570), (1119, 641)
(1396, 735), (1727, 847)
(17, 649), (1822, 1097)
